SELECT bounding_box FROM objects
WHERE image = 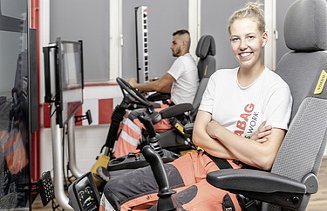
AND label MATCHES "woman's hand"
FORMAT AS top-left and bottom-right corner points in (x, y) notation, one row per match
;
(250, 121), (272, 143)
